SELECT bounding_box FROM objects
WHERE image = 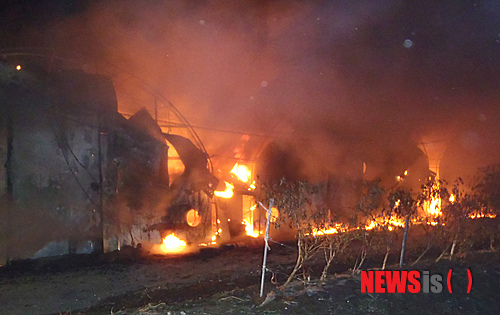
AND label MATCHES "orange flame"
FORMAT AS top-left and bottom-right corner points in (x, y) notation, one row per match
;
(424, 181), (442, 217)
(427, 196), (442, 216)
(365, 217), (406, 231)
(311, 223), (349, 236)
(186, 209), (201, 227)
(214, 181), (234, 198)
(449, 194), (456, 203)
(312, 227), (338, 236)
(199, 233), (218, 247)
(231, 163), (251, 183)
(243, 220), (259, 238)
(161, 234), (187, 254)
(265, 207), (279, 223)
(249, 181), (256, 190)
(468, 212), (497, 219)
